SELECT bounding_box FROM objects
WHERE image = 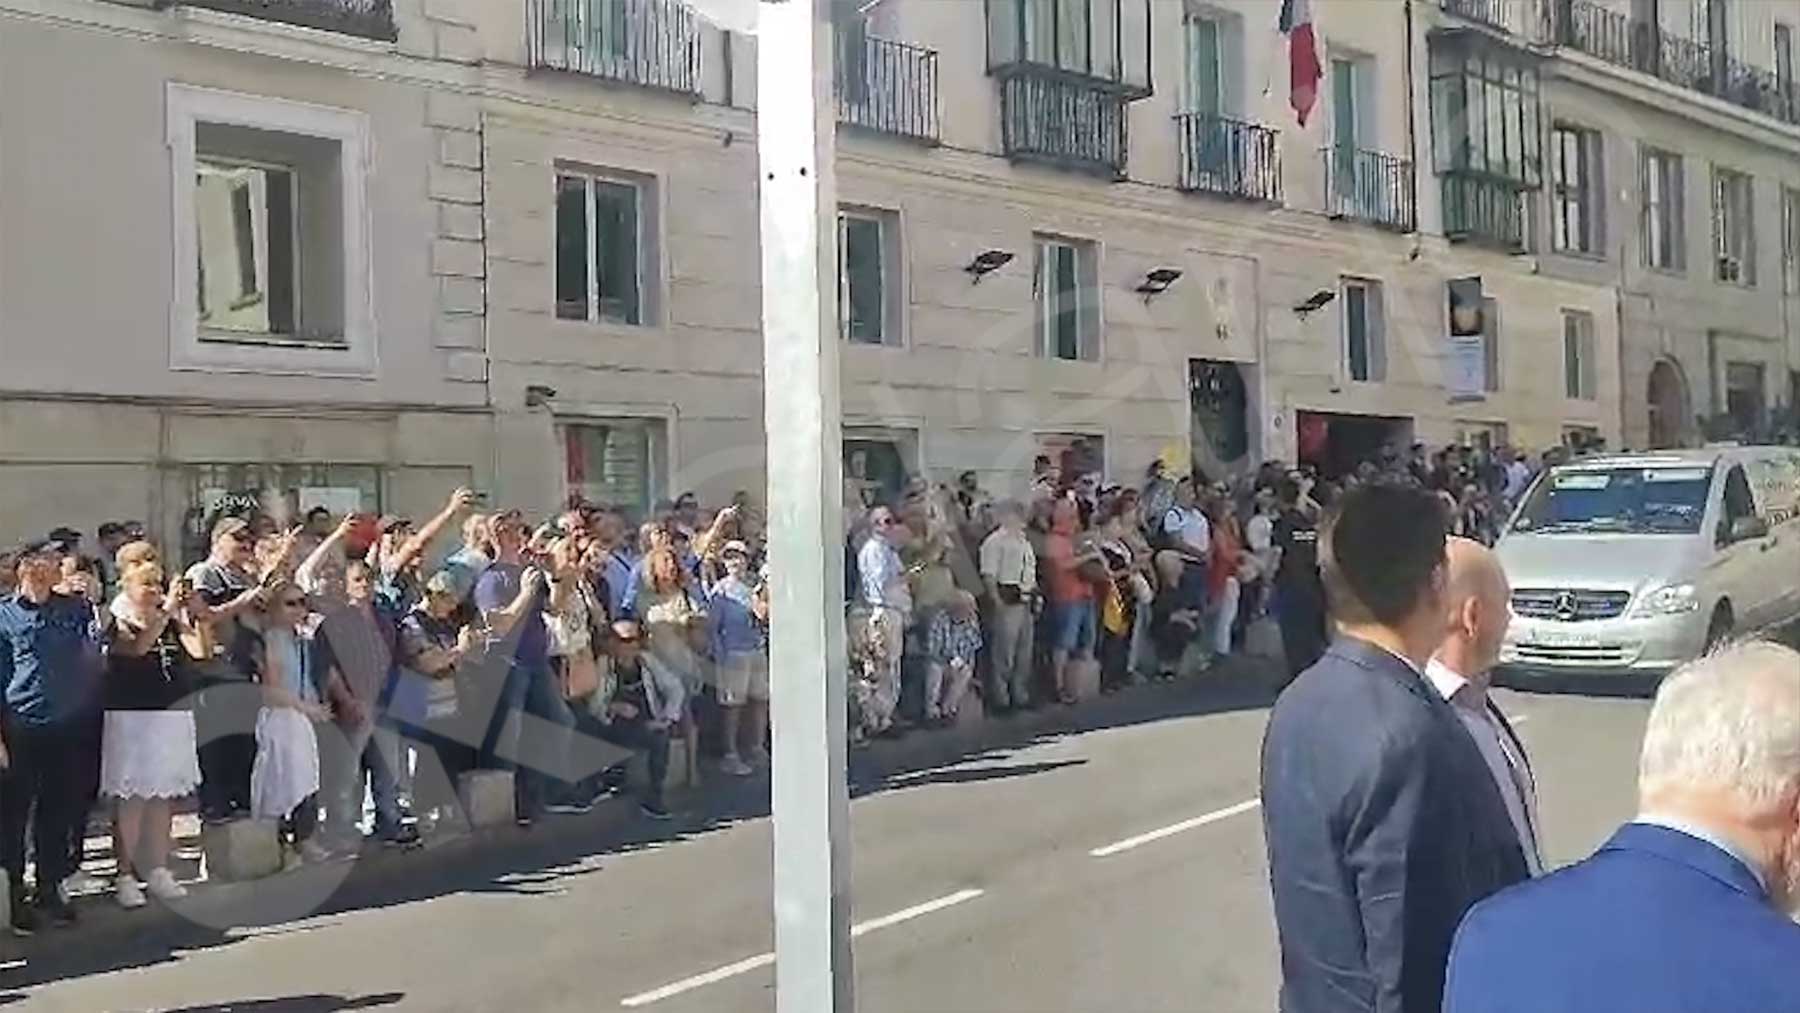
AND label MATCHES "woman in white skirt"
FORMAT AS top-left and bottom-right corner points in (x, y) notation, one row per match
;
(250, 582), (330, 863)
(104, 561), (208, 909)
